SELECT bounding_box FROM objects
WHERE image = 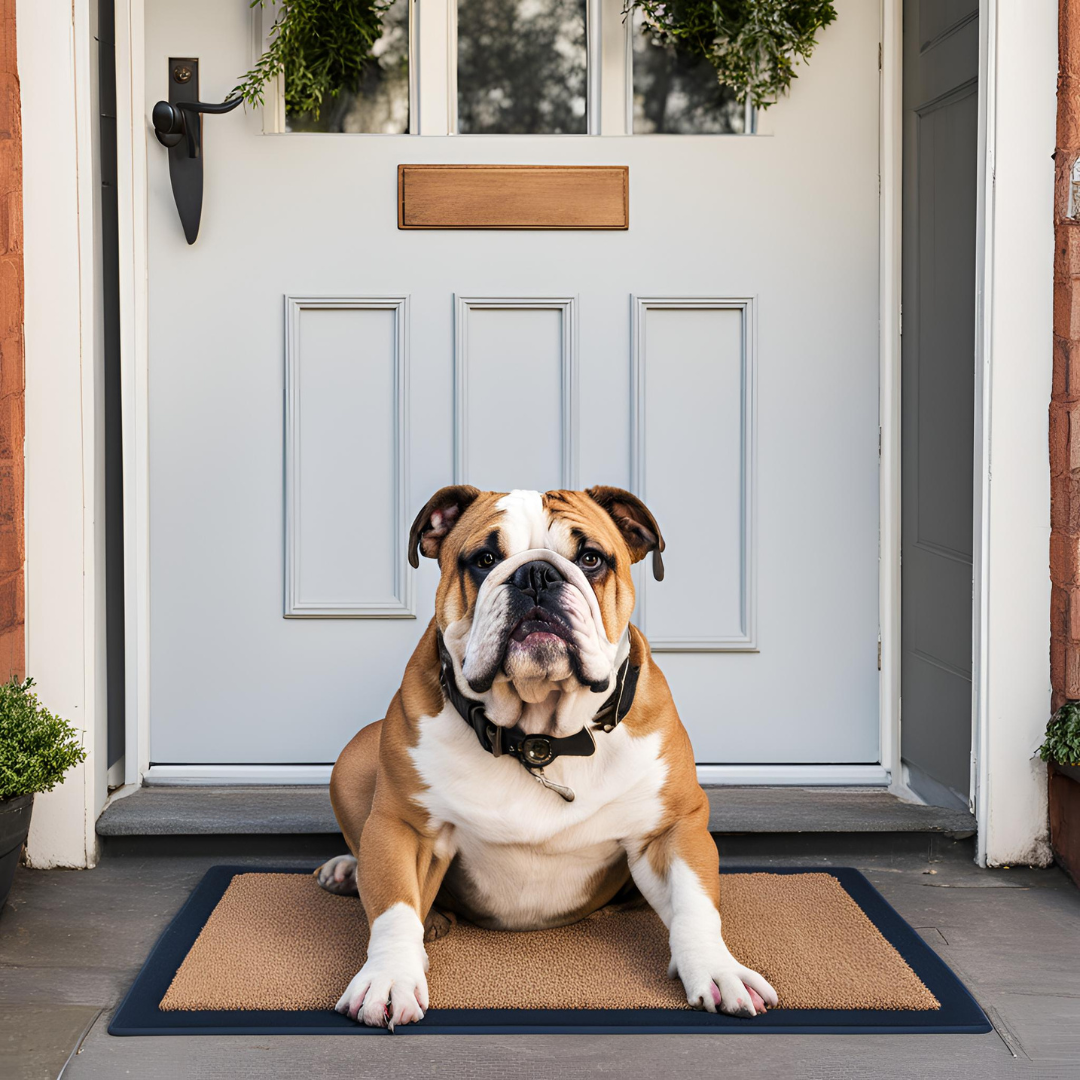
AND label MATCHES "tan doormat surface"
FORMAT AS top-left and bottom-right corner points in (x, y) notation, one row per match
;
(159, 871), (939, 1013)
